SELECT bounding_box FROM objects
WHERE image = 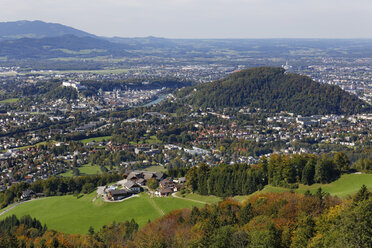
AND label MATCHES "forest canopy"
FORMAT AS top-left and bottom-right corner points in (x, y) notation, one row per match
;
(177, 67), (371, 115)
